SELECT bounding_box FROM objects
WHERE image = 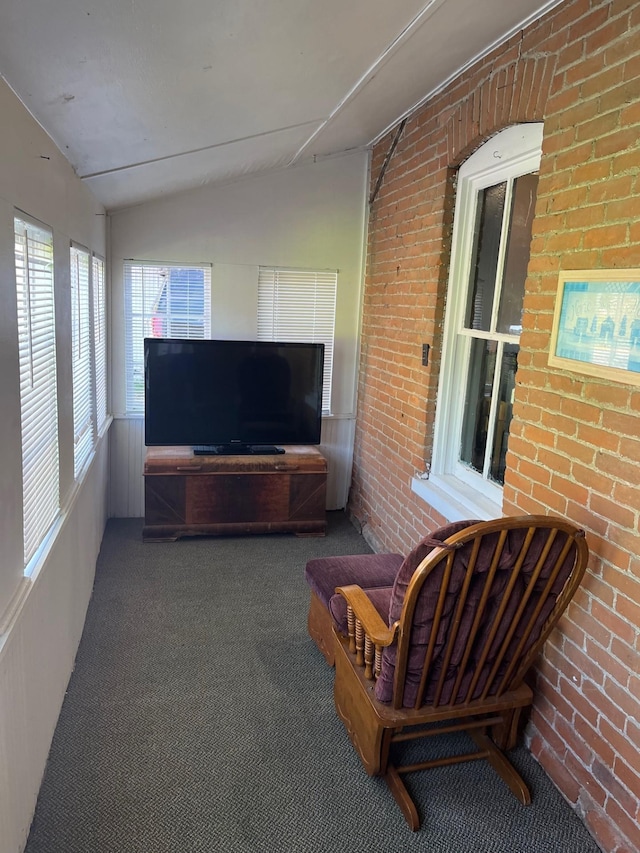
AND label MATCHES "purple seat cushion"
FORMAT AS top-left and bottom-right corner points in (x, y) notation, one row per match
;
(305, 552), (403, 610)
(329, 586), (394, 636)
